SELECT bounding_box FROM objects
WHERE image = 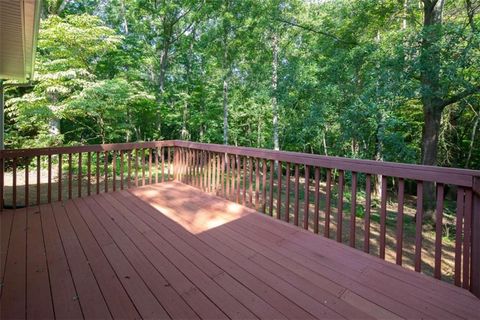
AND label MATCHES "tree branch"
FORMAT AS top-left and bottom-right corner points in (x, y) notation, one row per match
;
(276, 19), (358, 46)
(439, 84), (480, 108)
